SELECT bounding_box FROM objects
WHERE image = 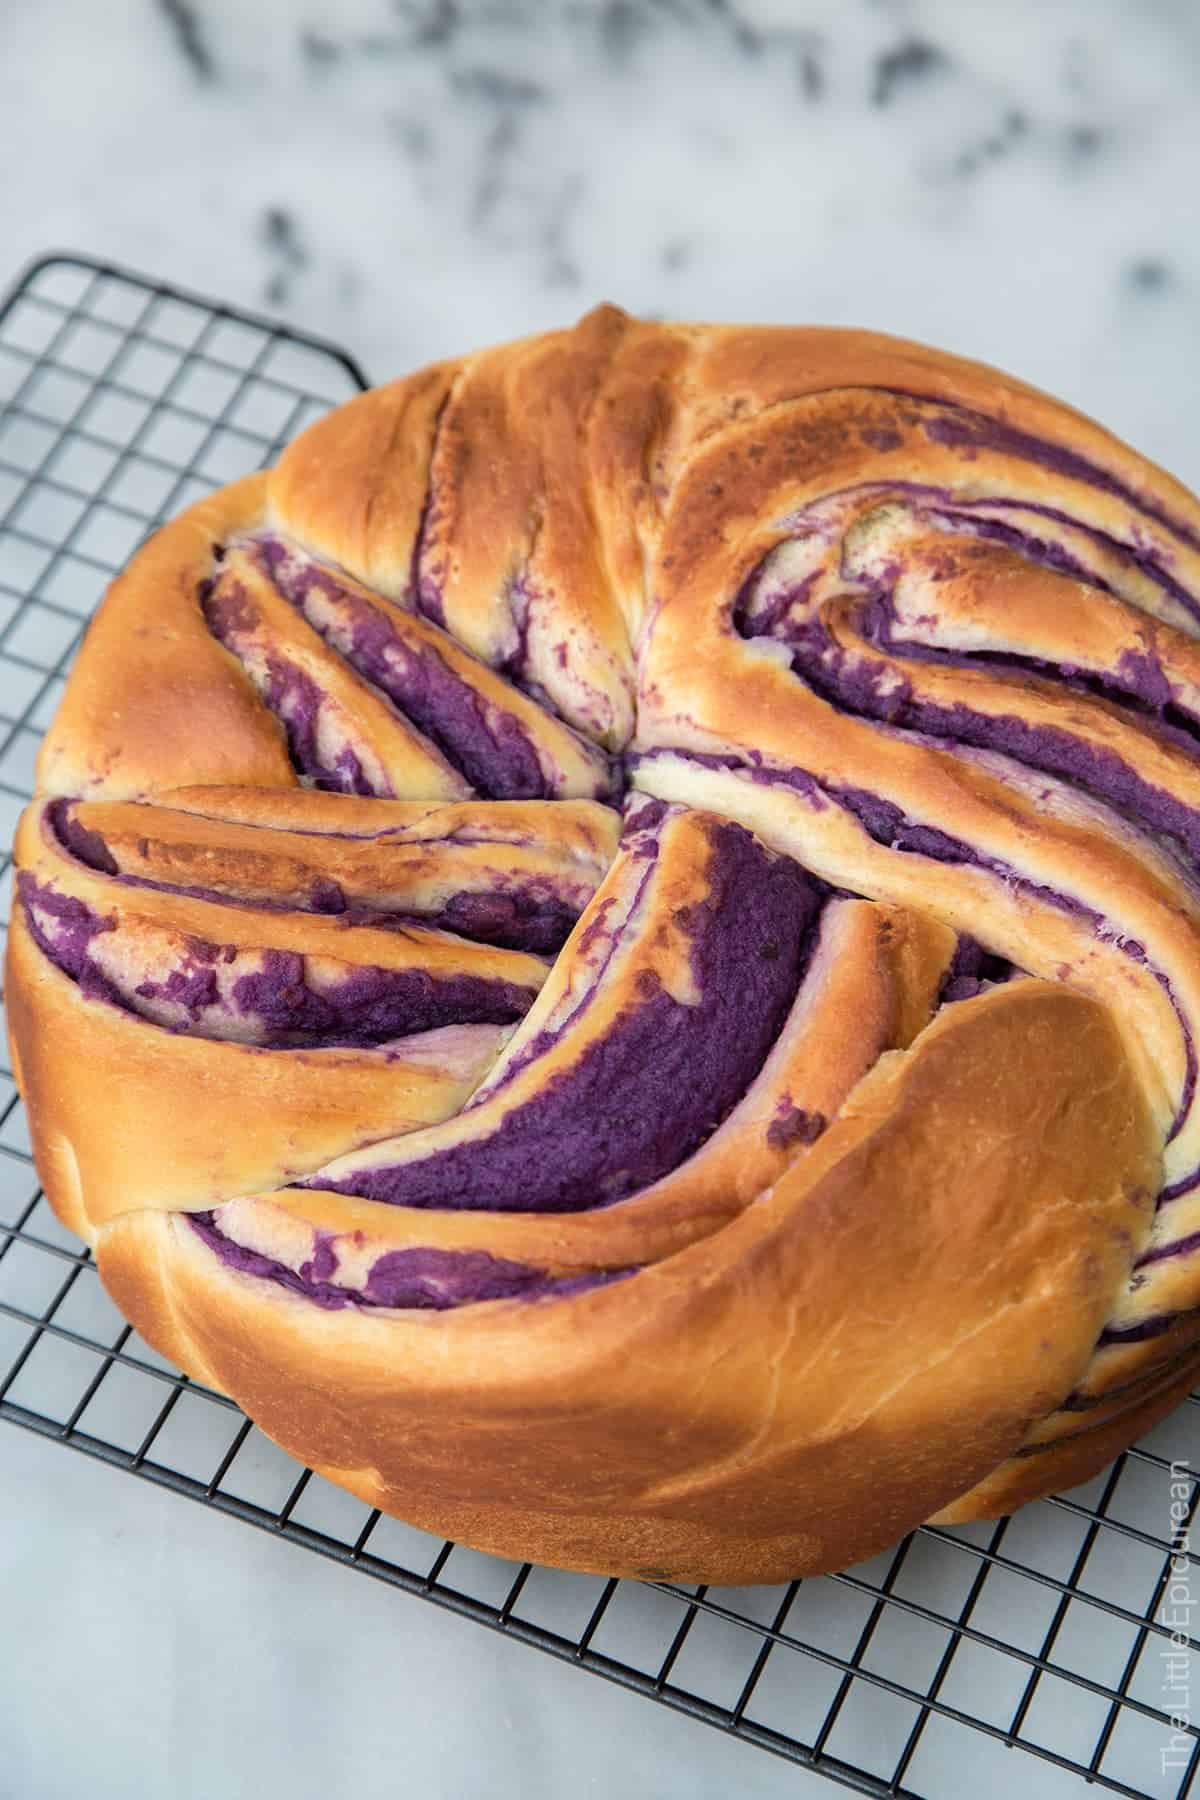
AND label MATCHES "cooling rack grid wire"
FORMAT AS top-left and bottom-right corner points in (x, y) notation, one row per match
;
(0, 251), (1196, 1800)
